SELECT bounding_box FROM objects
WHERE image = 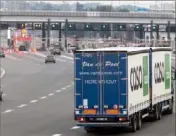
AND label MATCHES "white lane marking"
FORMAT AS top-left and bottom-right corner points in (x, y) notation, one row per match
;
(36, 64), (41, 66)
(31, 52), (46, 58)
(56, 90), (61, 93)
(66, 85), (71, 88)
(56, 58), (66, 62)
(71, 62), (74, 63)
(0, 68), (5, 78)
(25, 55), (41, 61)
(30, 100), (38, 103)
(52, 134), (63, 136)
(40, 96), (47, 99)
(6, 55), (20, 60)
(72, 83), (74, 85)
(60, 55), (73, 60)
(70, 126), (80, 129)
(61, 87), (66, 90)
(2, 94), (7, 96)
(17, 104), (27, 108)
(2, 109), (14, 113)
(48, 93), (54, 96)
